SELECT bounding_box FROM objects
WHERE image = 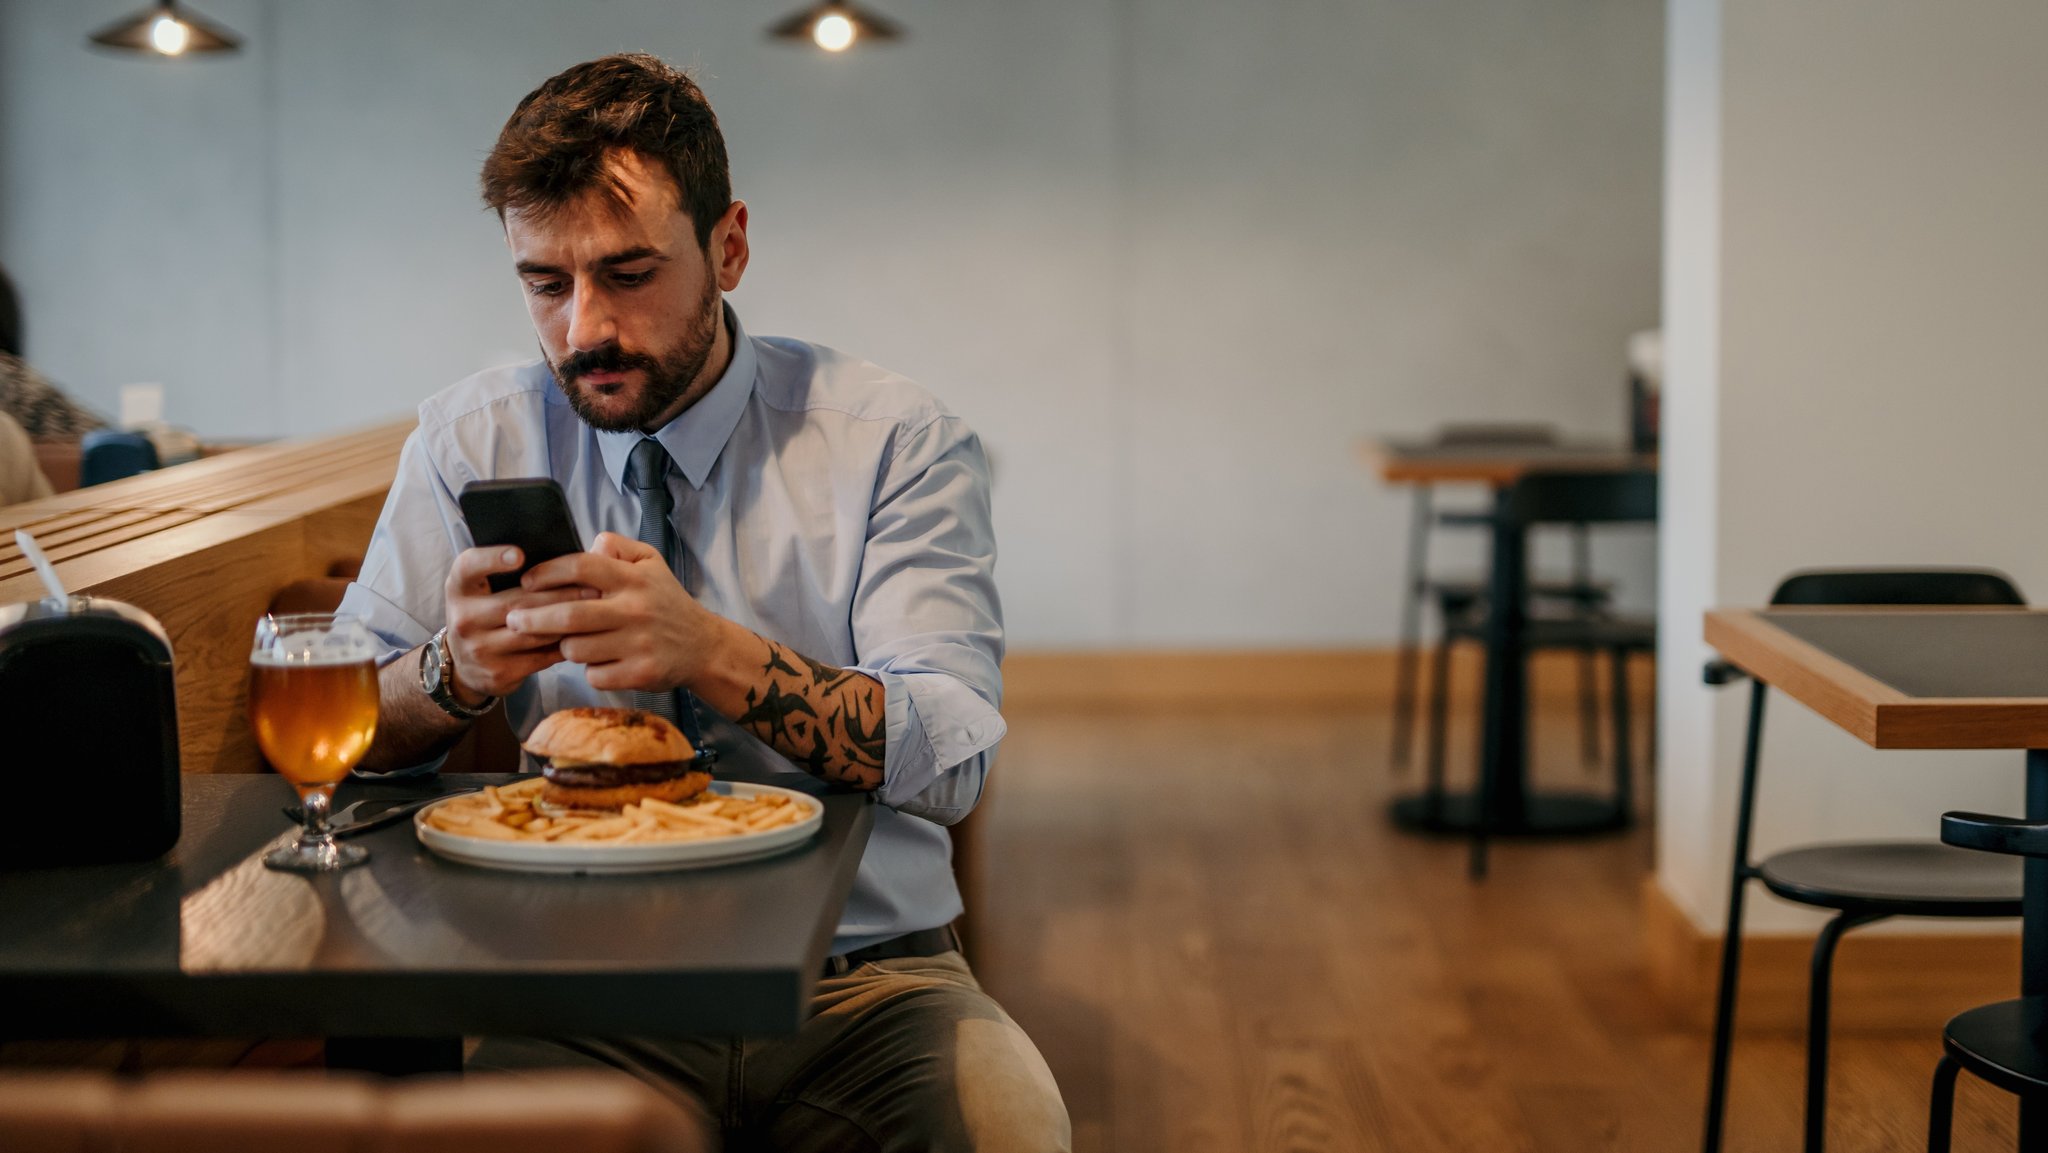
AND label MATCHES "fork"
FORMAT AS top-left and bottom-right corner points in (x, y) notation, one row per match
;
(280, 789), (481, 834)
